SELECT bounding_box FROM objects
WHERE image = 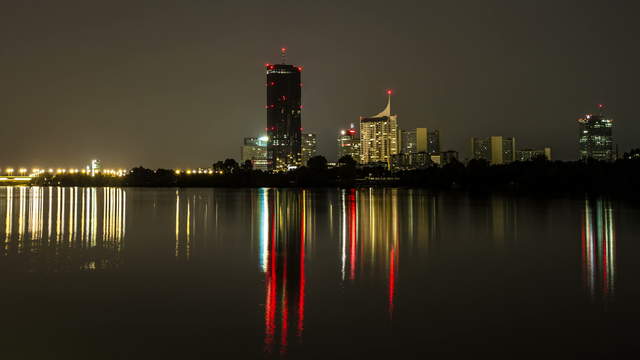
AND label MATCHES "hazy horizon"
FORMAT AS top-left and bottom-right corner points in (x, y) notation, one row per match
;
(1, 0), (639, 168)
